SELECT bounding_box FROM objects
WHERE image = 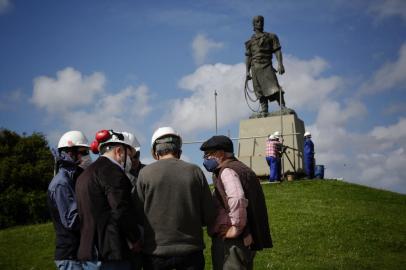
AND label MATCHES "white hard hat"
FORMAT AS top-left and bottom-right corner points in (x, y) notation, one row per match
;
(58, 131), (89, 149)
(268, 134), (276, 140)
(304, 131), (311, 137)
(127, 132), (141, 152)
(151, 127), (182, 150)
(99, 131), (136, 151)
(273, 131), (281, 137)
